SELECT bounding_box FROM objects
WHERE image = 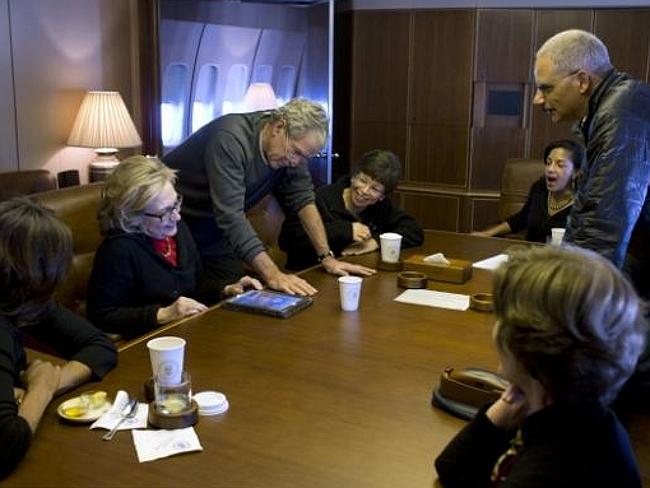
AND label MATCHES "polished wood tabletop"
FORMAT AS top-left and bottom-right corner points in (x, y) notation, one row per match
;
(7, 231), (650, 487)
